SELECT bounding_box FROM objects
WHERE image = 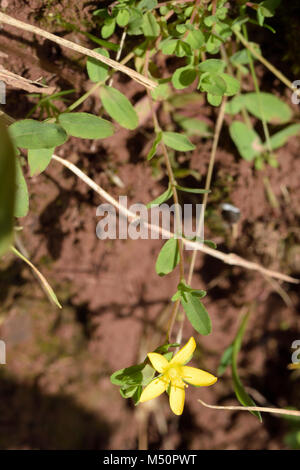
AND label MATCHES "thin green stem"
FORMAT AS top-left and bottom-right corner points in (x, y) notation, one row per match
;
(65, 51), (134, 113)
